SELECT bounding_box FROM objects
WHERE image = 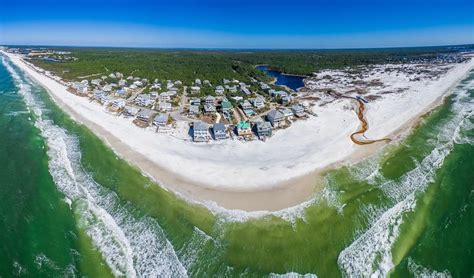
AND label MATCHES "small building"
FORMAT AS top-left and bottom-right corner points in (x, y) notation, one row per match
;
(204, 95), (216, 105)
(291, 104), (306, 117)
(215, 85), (225, 95)
(204, 104), (217, 114)
(190, 86), (201, 94)
(256, 121), (273, 138)
(241, 87), (251, 95)
(213, 123), (227, 140)
(116, 89), (127, 98)
(158, 102), (172, 112)
(228, 86), (238, 93)
(189, 104), (200, 116)
(193, 122), (209, 142)
(281, 95), (293, 105)
(123, 106), (140, 117)
(159, 92), (171, 103)
(267, 109), (285, 127)
(153, 113), (169, 127)
(241, 100), (253, 110)
(135, 94), (154, 107)
(220, 100), (233, 112)
(251, 97), (265, 109)
(136, 109), (155, 123)
(190, 98), (201, 106)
